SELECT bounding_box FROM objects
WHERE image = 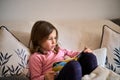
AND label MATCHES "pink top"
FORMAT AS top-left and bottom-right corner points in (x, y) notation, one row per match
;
(29, 48), (80, 80)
